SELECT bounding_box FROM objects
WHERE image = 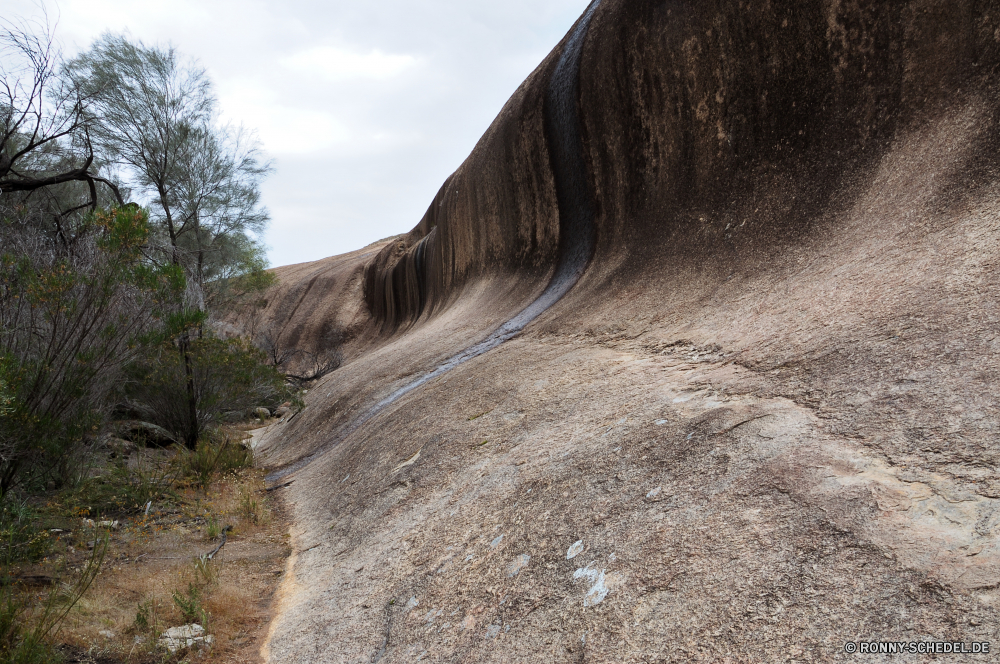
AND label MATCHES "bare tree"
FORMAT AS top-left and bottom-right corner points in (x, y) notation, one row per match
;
(0, 15), (123, 220)
(253, 322), (343, 384)
(286, 348), (344, 384)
